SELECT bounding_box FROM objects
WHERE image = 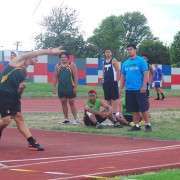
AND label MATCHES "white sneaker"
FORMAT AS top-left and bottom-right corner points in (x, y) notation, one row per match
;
(71, 120), (81, 125)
